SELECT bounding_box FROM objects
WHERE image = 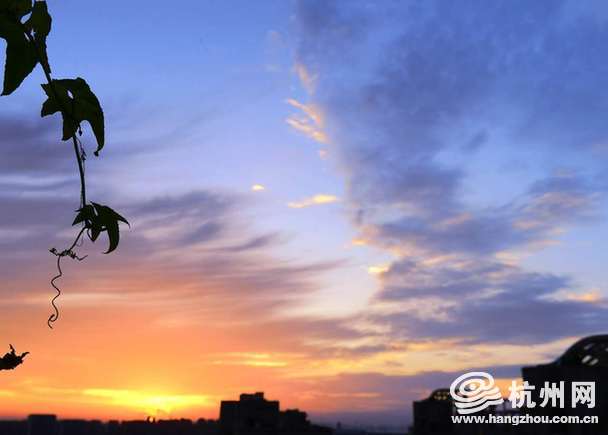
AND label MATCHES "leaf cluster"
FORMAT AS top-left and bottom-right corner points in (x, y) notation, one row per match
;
(0, 0), (50, 95)
(73, 203), (129, 254)
(0, 0), (127, 254)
